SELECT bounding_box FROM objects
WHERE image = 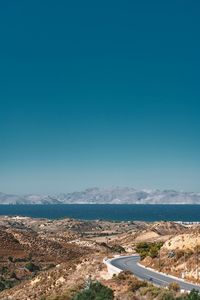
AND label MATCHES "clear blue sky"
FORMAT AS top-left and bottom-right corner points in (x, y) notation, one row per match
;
(0, 1), (200, 194)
